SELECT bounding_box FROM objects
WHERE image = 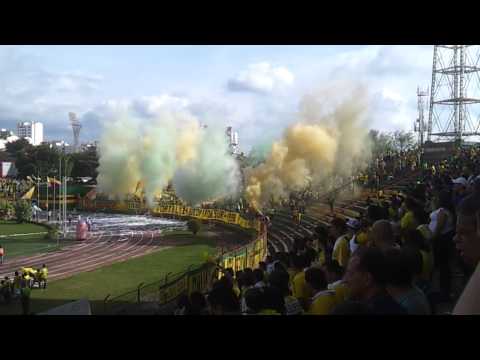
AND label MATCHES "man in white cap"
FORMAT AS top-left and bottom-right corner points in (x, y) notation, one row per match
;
(346, 218), (362, 254)
(452, 177), (468, 208)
